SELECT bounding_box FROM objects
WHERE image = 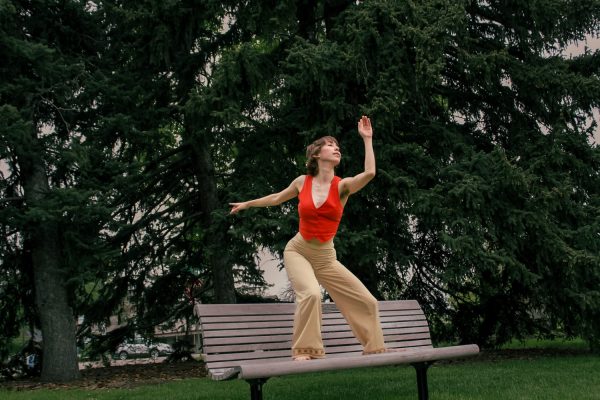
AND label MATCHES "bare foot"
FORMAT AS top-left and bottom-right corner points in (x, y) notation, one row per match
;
(293, 355), (311, 361)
